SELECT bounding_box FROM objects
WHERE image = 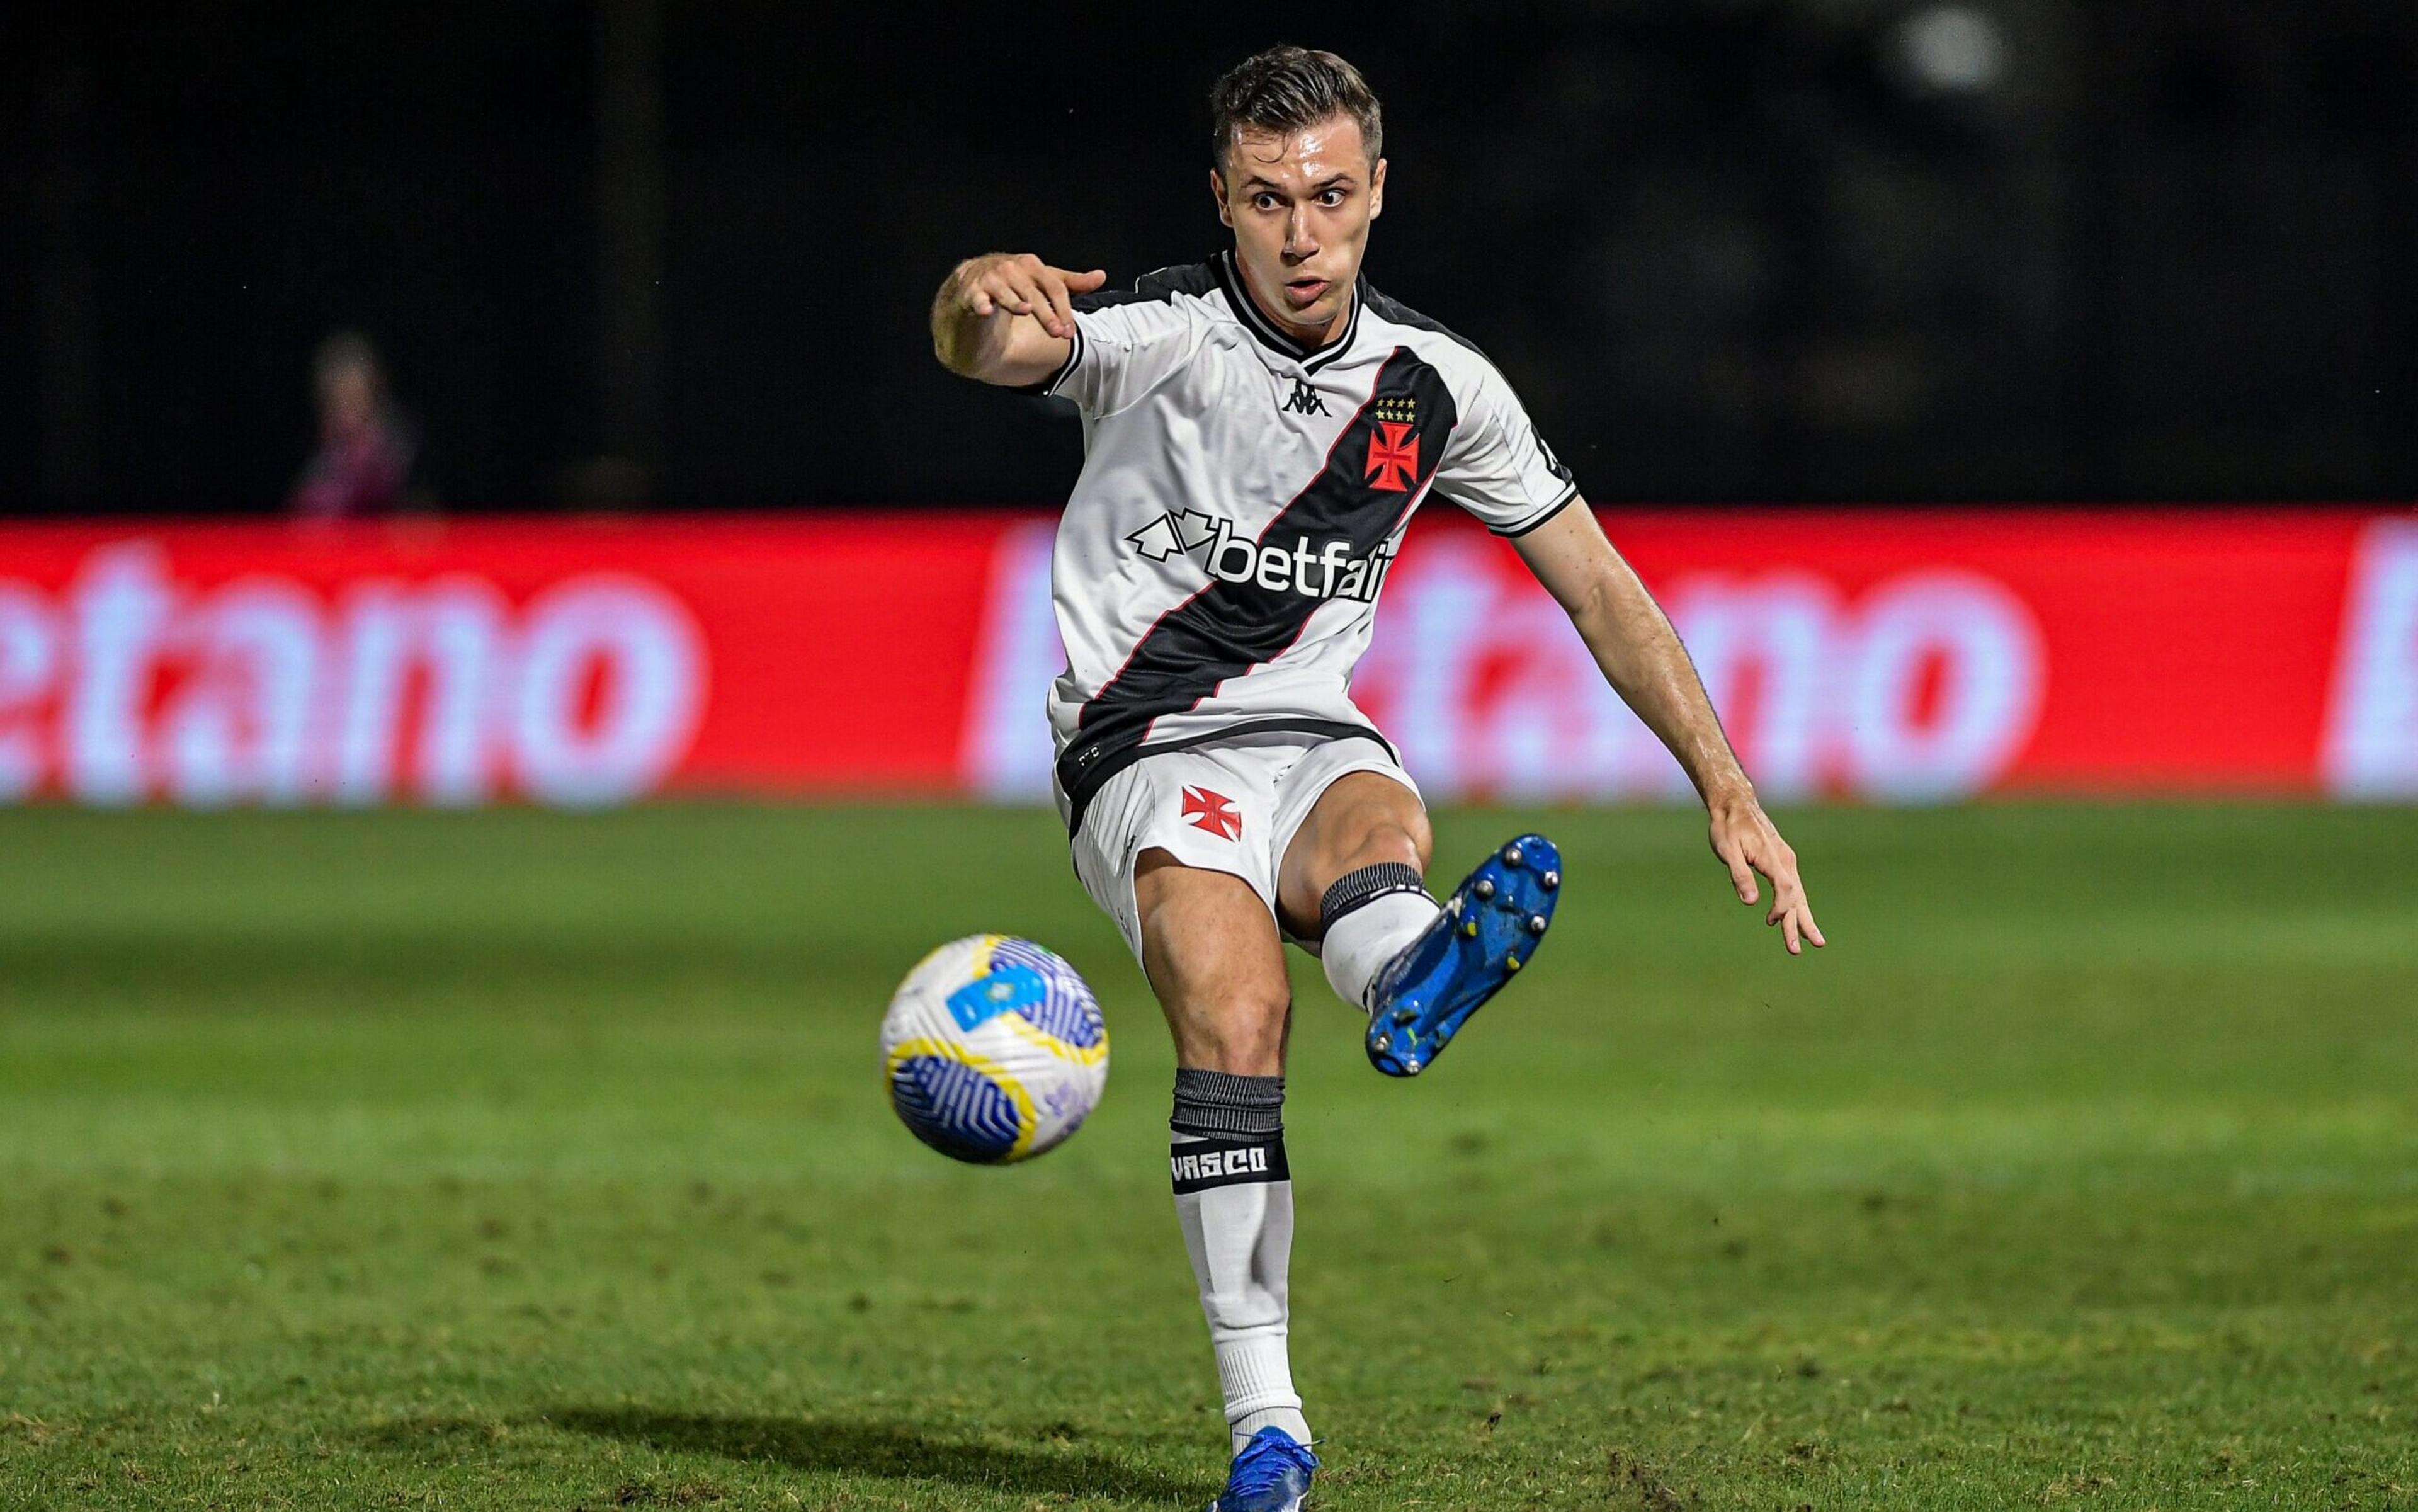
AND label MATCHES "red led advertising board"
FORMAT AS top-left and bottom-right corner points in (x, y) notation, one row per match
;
(0, 510), (2410, 807)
